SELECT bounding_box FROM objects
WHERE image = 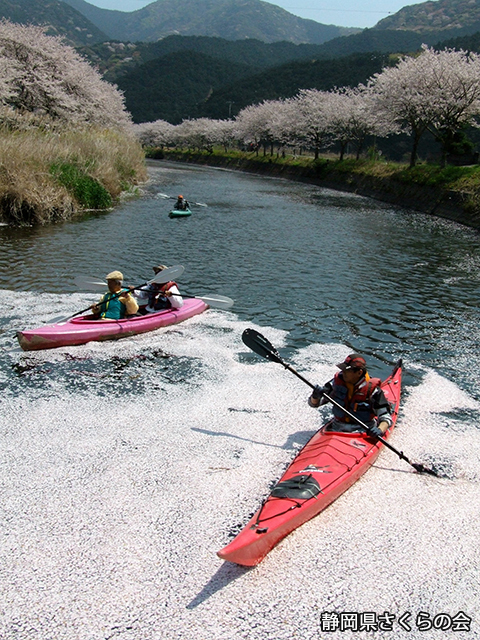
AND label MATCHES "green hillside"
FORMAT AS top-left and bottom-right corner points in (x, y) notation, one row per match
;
(118, 49), (392, 123)
(200, 52), (393, 120)
(0, 0), (108, 46)
(79, 35), (343, 82)
(117, 51), (256, 124)
(438, 29), (480, 51)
